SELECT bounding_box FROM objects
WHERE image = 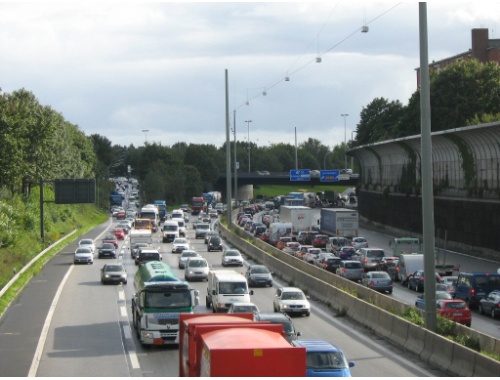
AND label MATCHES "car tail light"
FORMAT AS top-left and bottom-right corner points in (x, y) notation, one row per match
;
(364, 259), (368, 264)
(369, 281), (375, 287)
(343, 268), (347, 273)
(420, 276), (424, 281)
